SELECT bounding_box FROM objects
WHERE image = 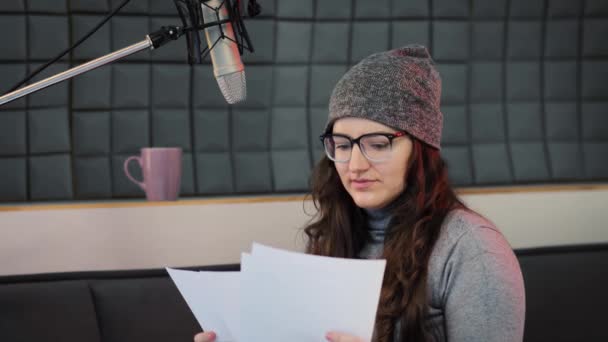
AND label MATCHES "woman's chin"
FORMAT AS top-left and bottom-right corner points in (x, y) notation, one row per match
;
(350, 192), (384, 210)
